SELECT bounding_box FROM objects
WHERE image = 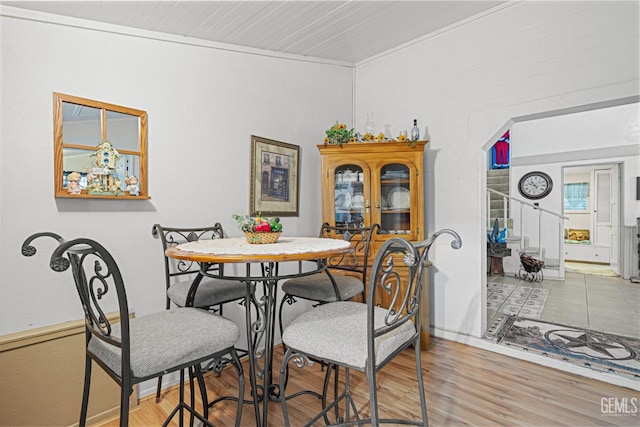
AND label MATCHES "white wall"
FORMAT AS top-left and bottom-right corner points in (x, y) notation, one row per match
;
(0, 8), (353, 337)
(354, 1), (639, 338)
(512, 102), (640, 226)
